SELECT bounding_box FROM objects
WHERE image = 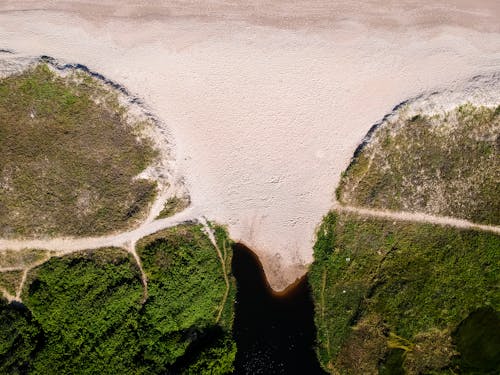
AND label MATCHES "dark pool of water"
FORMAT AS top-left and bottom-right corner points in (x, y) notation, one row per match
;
(453, 307), (500, 373)
(231, 243), (327, 375)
